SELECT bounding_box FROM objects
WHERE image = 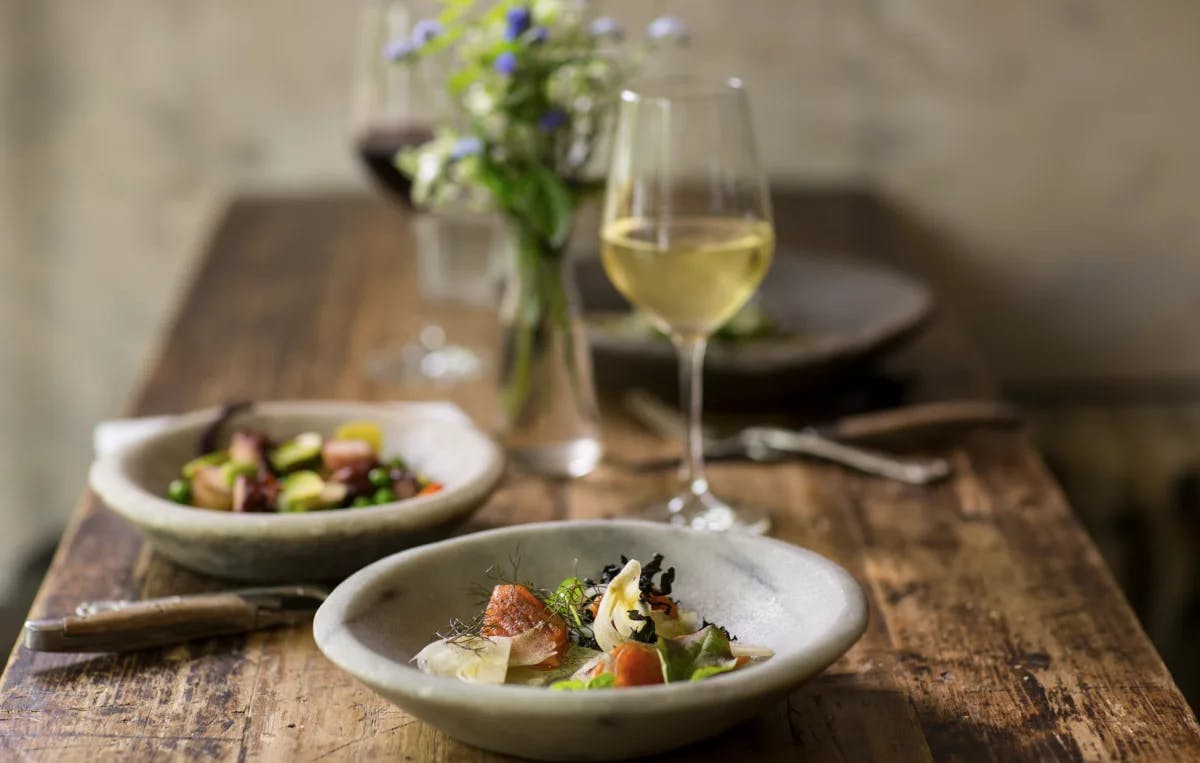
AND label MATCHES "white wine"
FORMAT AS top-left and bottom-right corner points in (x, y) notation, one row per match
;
(600, 216), (774, 338)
